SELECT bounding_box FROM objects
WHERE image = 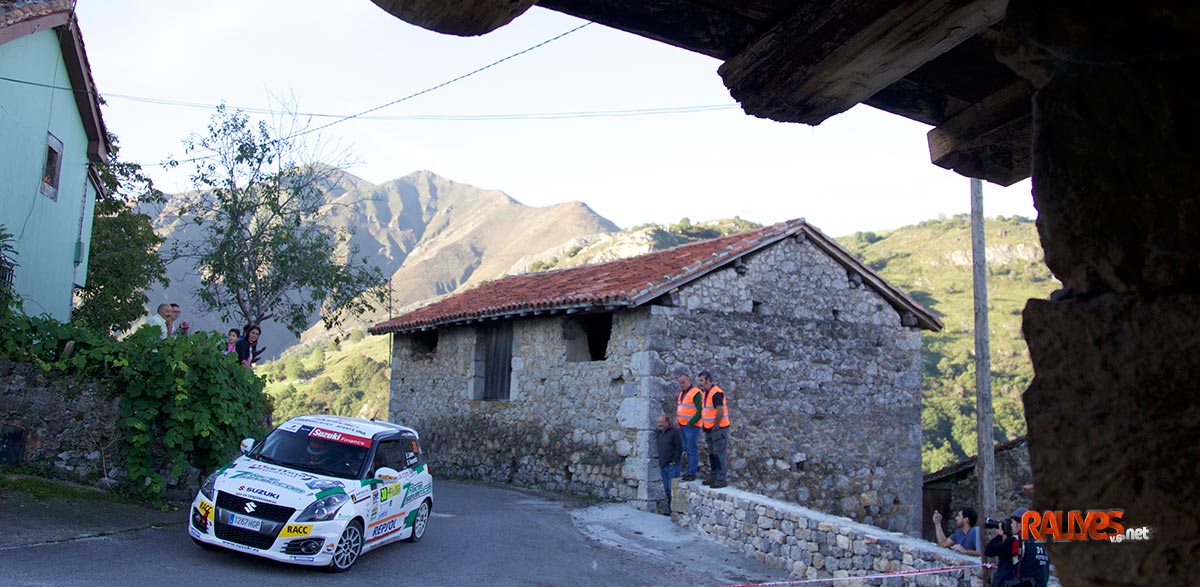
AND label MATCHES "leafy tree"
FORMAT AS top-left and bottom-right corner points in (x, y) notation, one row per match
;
(73, 135), (169, 334)
(339, 354), (383, 390)
(170, 104), (385, 336)
(283, 356), (308, 381)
